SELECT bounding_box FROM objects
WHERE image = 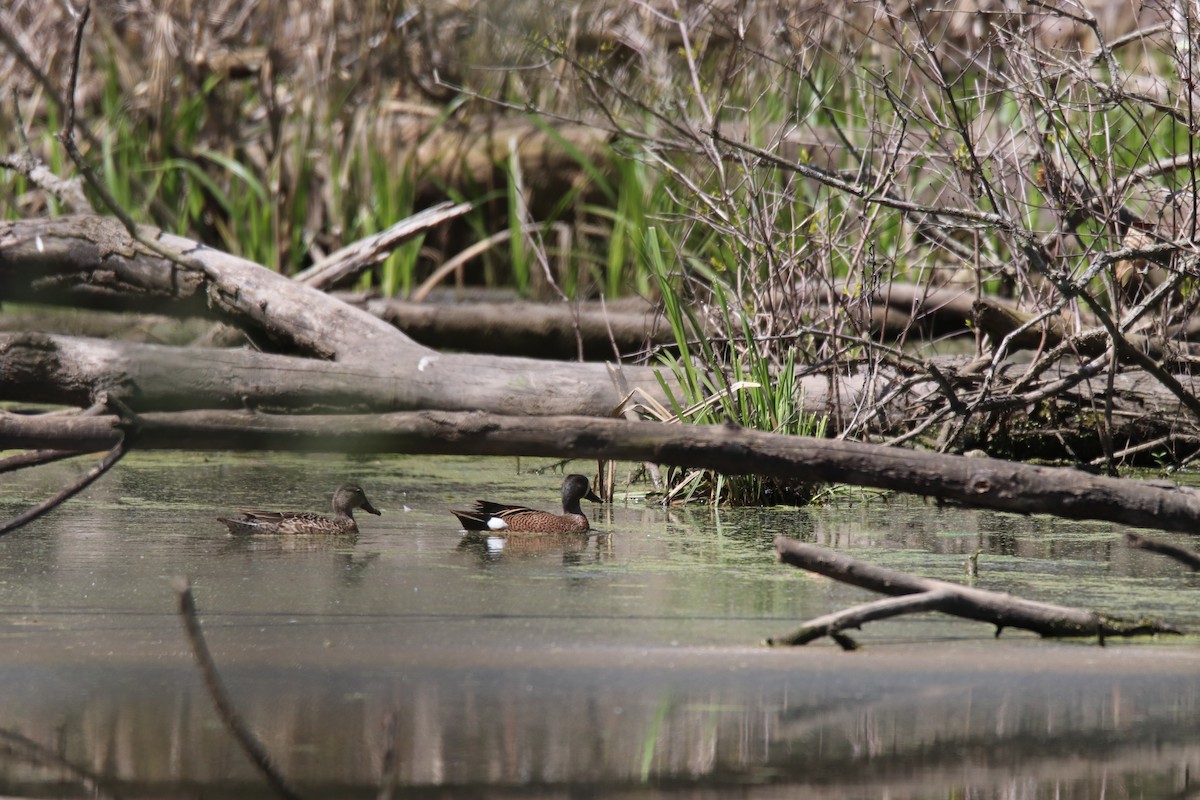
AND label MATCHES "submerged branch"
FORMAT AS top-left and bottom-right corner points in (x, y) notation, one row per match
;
(769, 538), (1182, 644)
(768, 589), (959, 649)
(1125, 532), (1200, 571)
(0, 441), (125, 536)
(0, 399), (118, 476)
